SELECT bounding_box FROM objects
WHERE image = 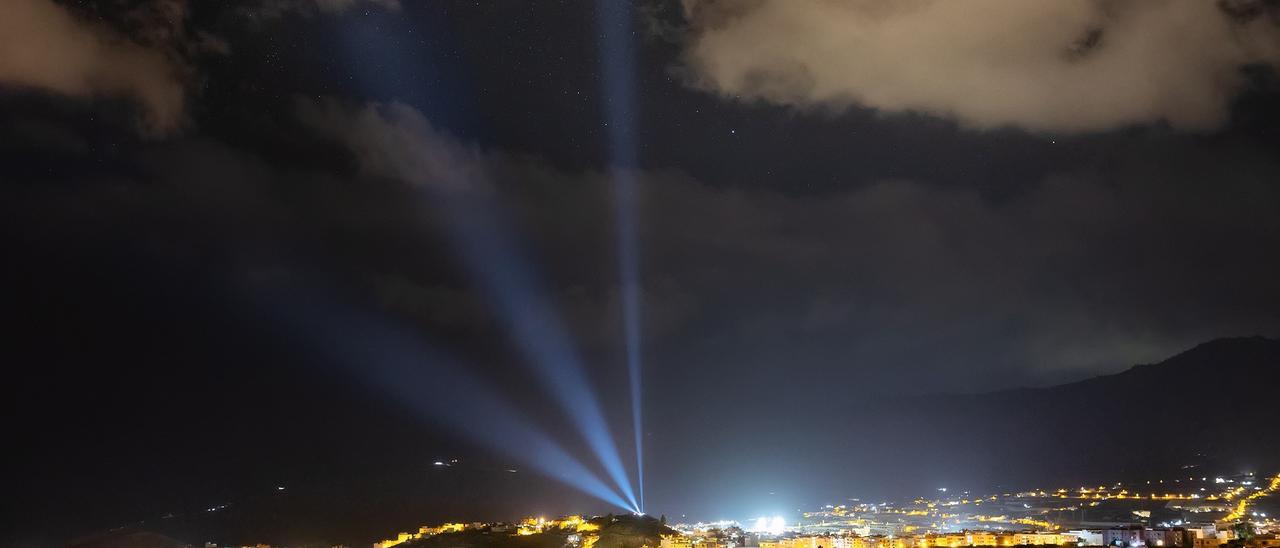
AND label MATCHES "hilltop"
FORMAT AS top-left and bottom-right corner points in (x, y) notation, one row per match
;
(401, 514), (677, 548)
